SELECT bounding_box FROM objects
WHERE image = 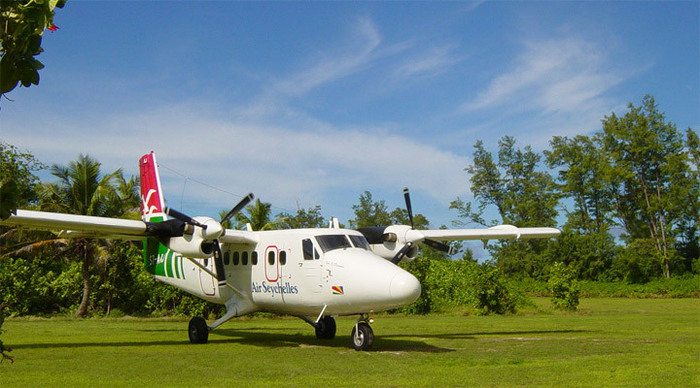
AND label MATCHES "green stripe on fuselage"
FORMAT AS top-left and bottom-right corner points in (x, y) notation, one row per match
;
(165, 251), (172, 278)
(174, 255), (181, 278)
(141, 216), (189, 280)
